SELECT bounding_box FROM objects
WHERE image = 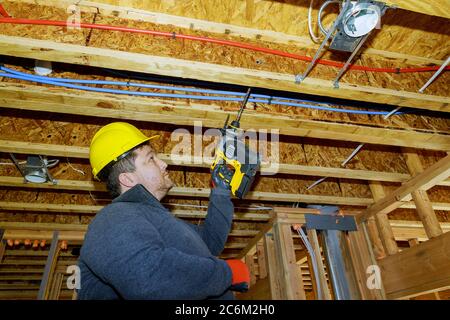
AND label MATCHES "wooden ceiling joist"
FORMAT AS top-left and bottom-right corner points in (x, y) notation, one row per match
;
(1, 83), (449, 151)
(6, 0), (445, 66)
(4, 140), (450, 186)
(357, 155), (450, 222)
(1, 177), (449, 210)
(0, 35), (448, 113)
